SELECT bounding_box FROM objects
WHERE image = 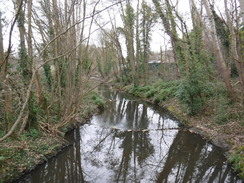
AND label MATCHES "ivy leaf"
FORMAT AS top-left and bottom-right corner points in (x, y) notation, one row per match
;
(0, 156), (6, 161)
